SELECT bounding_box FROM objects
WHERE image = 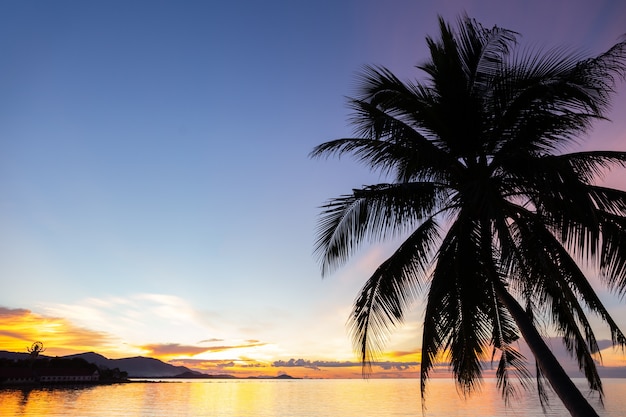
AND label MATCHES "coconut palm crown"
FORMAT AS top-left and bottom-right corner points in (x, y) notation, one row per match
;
(311, 15), (626, 417)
